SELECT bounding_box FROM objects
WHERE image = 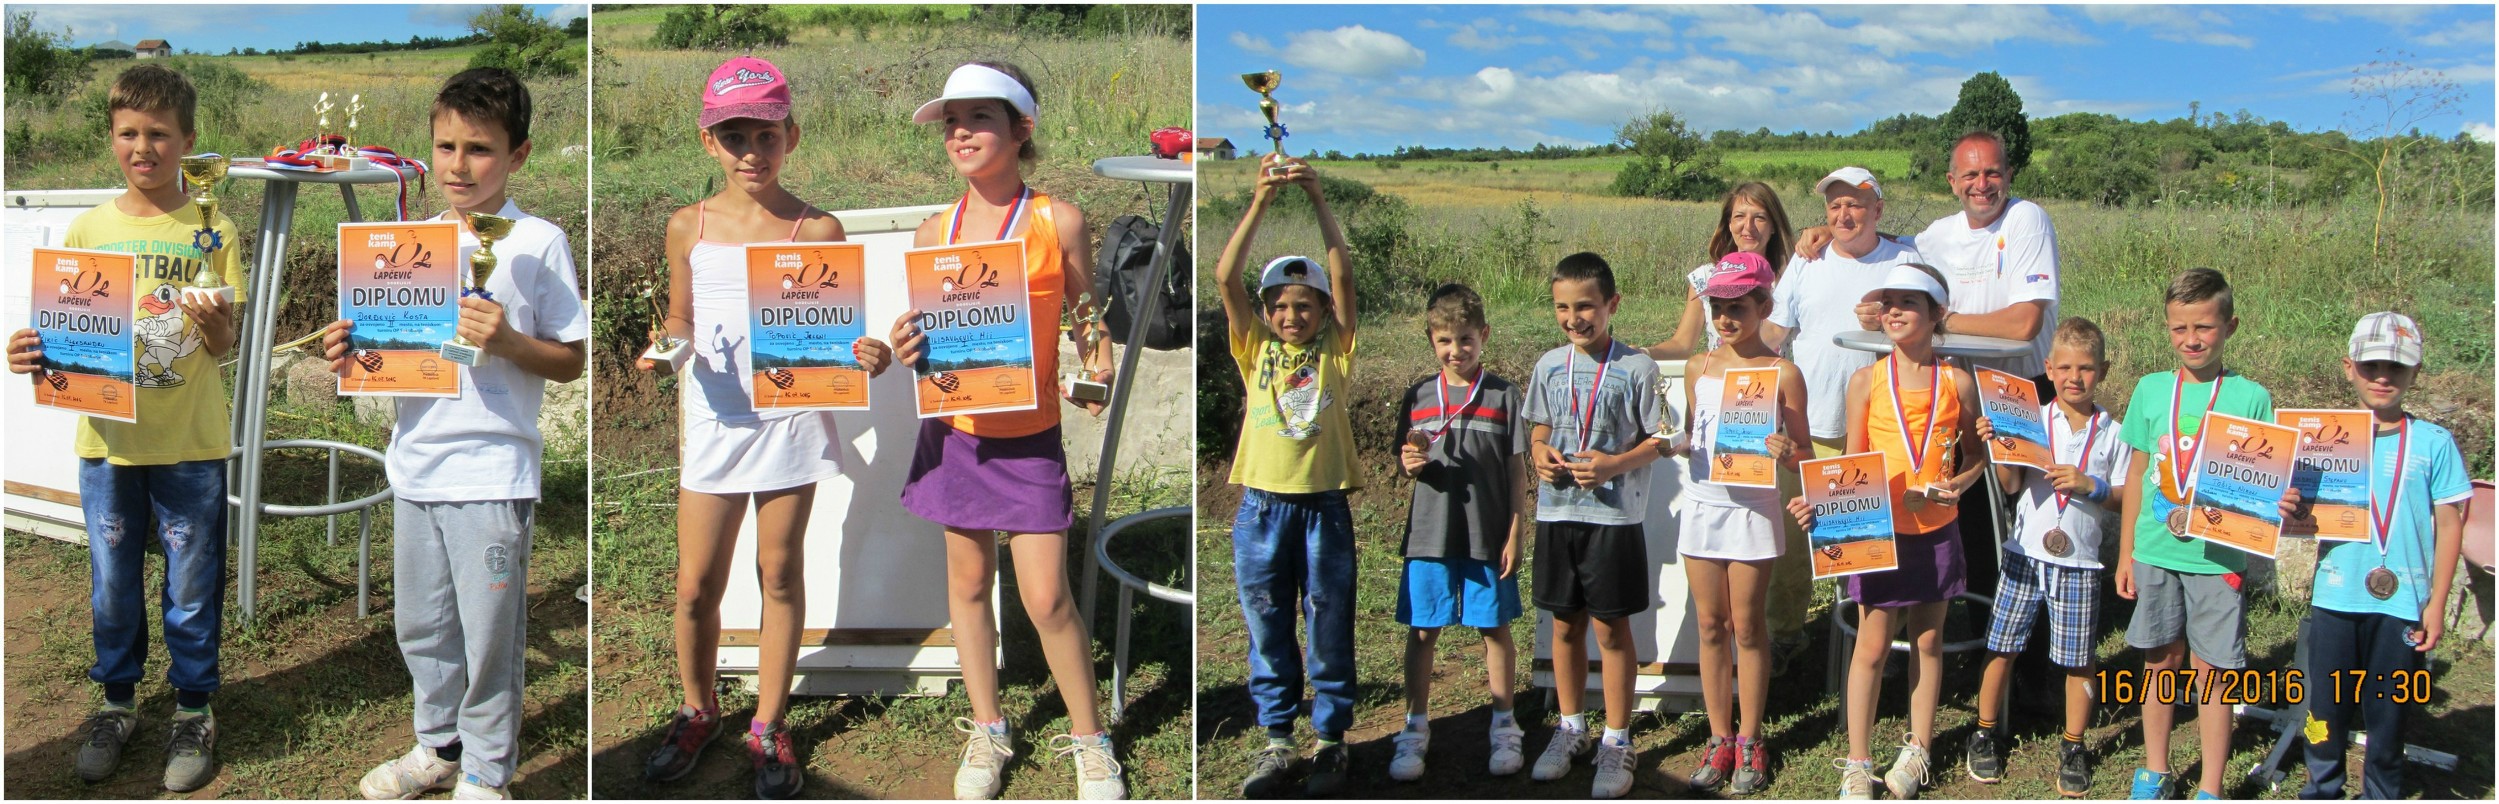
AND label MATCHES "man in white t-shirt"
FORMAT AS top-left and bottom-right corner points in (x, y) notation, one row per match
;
(1757, 167), (1925, 665)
